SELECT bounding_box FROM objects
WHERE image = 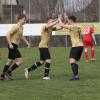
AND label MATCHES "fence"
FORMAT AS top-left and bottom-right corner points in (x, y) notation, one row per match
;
(0, 0), (99, 23)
